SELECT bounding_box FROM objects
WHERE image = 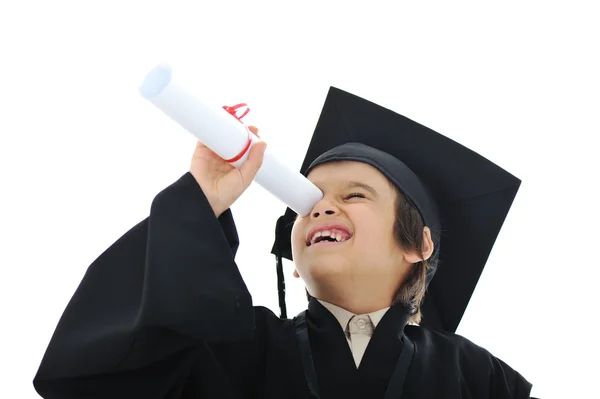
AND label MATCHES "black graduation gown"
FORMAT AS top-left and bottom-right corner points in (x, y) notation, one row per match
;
(33, 172), (533, 398)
